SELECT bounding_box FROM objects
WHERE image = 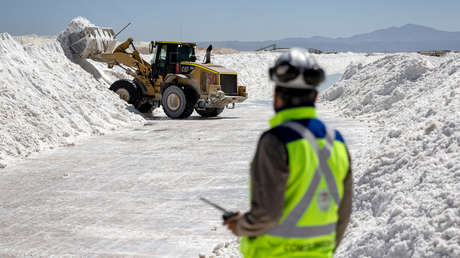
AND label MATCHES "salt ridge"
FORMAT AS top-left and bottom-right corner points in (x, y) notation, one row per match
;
(323, 53), (460, 258)
(213, 51), (385, 100)
(0, 31), (143, 168)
